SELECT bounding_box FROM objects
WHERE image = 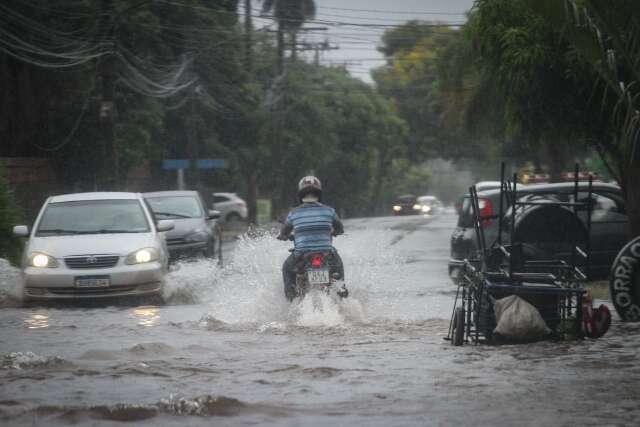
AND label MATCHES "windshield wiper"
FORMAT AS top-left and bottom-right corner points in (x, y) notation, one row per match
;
(37, 229), (86, 235)
(153, 211), (191, 219)
(95, 229), (145, 234)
